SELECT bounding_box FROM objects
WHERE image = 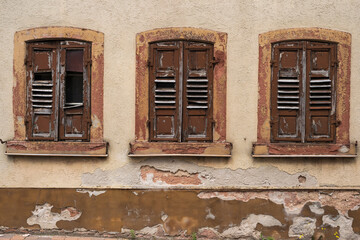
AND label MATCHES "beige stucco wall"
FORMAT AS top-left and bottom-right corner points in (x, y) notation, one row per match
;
(1, 0), (360, 188)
